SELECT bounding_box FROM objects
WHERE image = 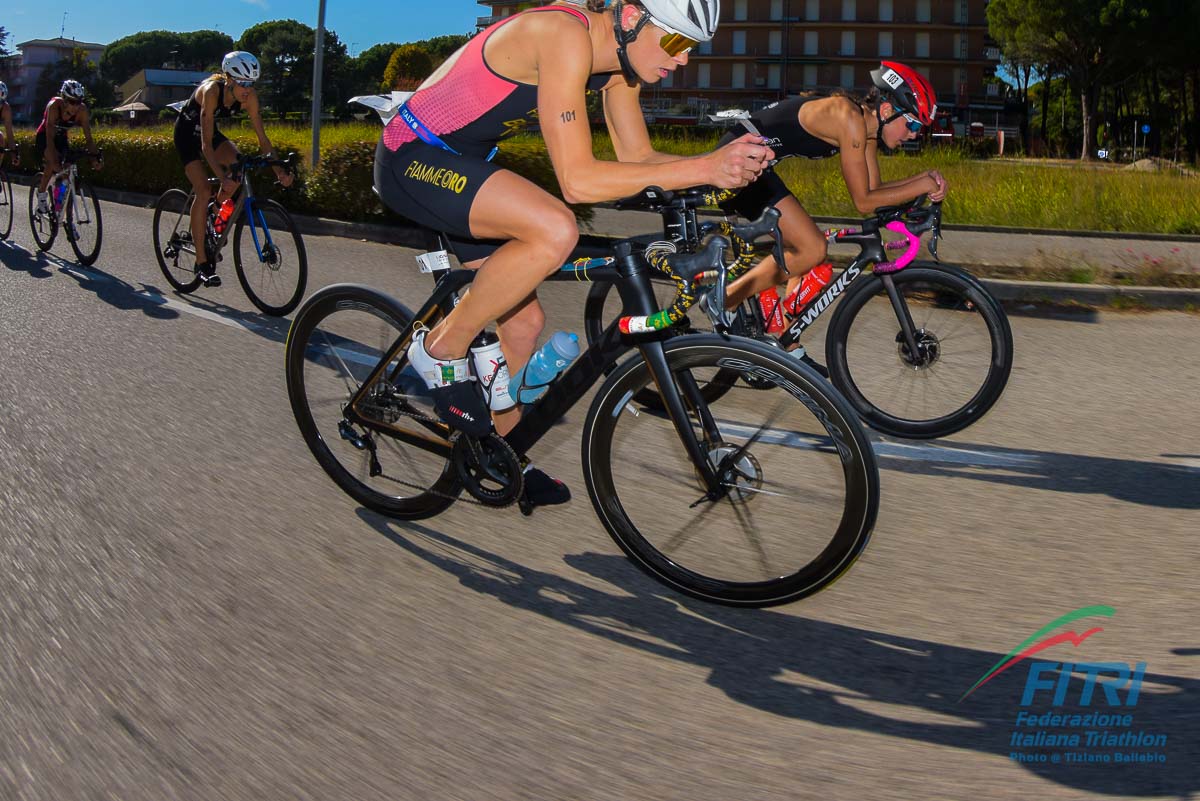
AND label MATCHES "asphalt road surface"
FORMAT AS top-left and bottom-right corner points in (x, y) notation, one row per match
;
(1, 198), (1197, 800)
